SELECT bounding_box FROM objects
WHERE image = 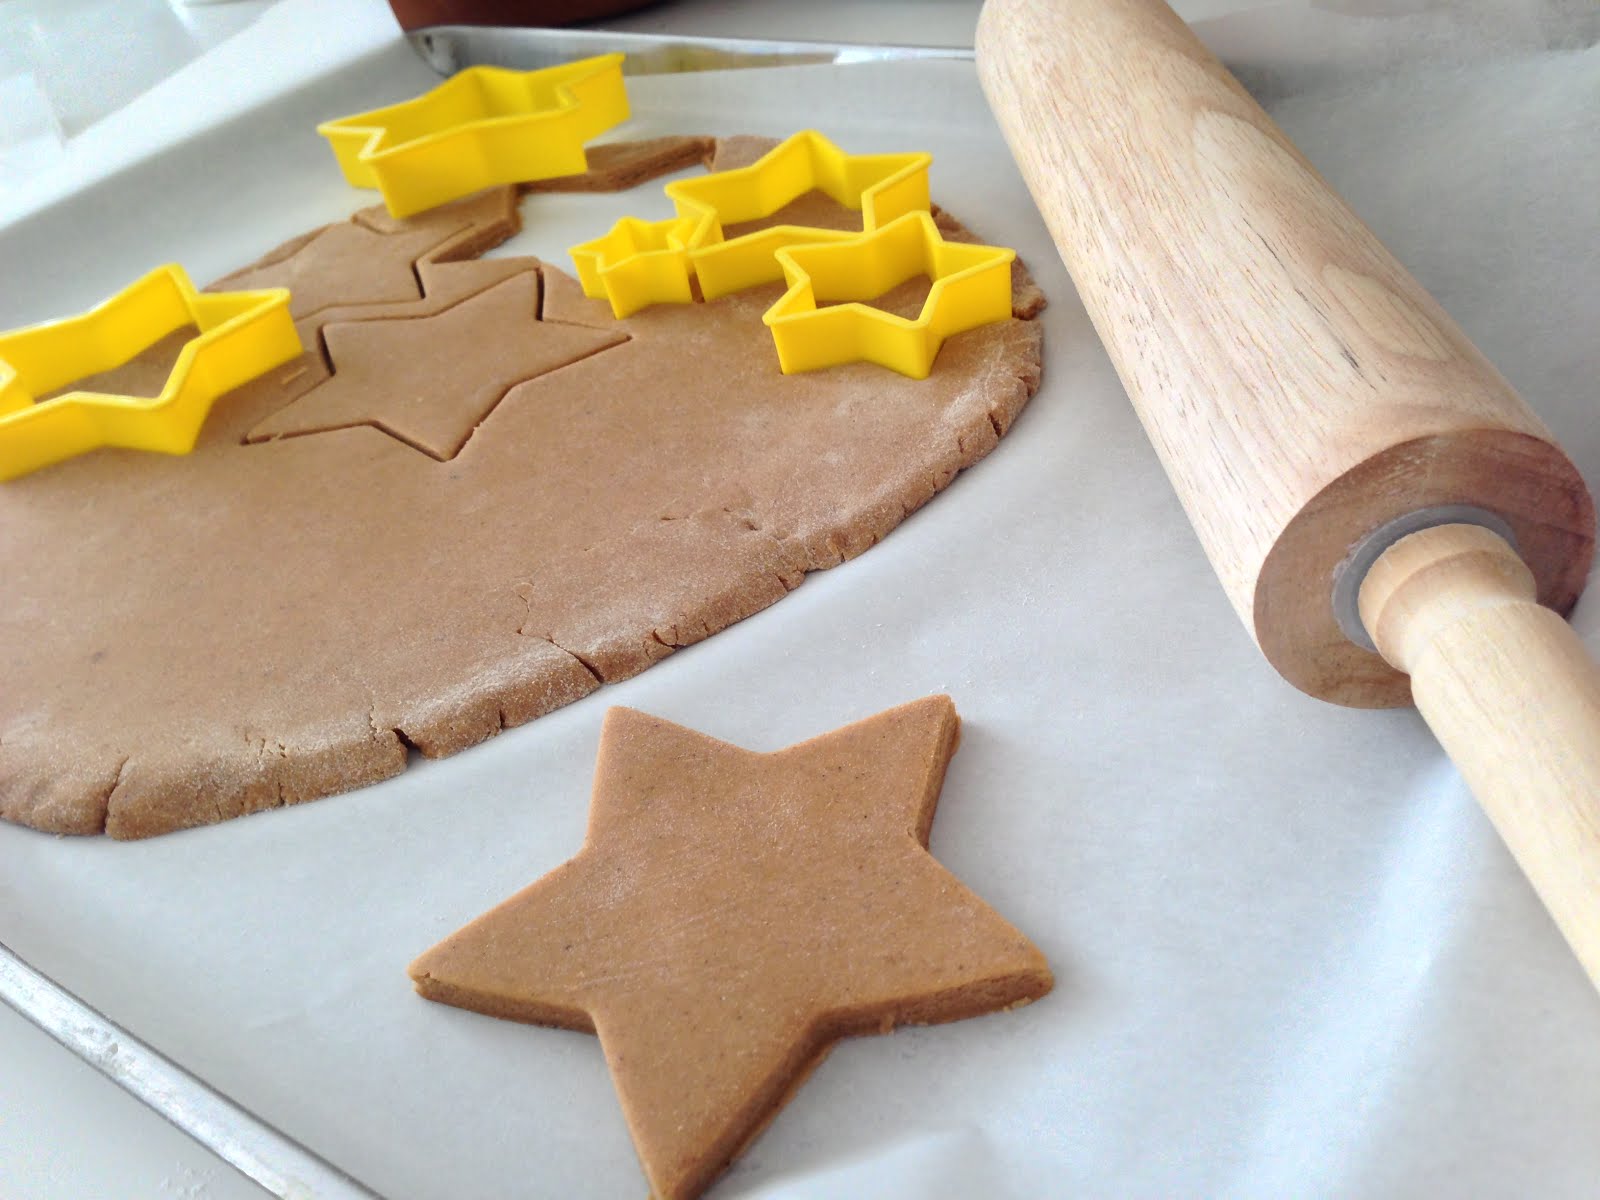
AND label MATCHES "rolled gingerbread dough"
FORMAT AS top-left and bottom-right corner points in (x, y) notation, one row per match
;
(0, 137), (1044, 838)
